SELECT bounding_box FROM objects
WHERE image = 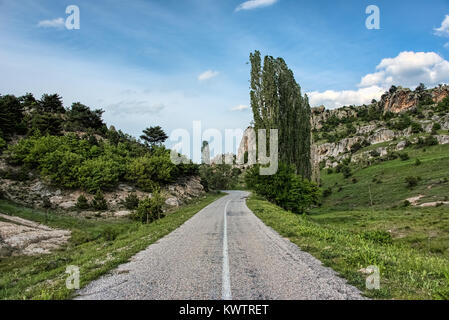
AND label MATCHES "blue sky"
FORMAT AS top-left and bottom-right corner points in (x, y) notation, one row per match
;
(1, 0), (449, 152)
